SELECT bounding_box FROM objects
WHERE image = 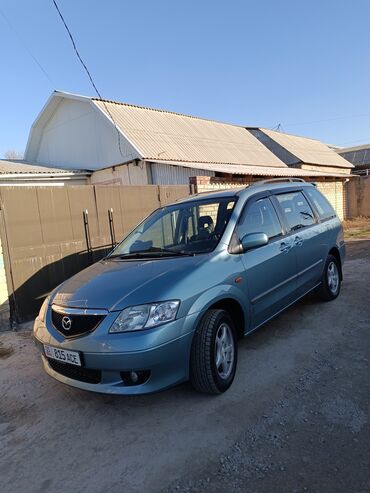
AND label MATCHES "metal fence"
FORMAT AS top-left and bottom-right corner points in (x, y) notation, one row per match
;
(0, 184), (189, 322)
